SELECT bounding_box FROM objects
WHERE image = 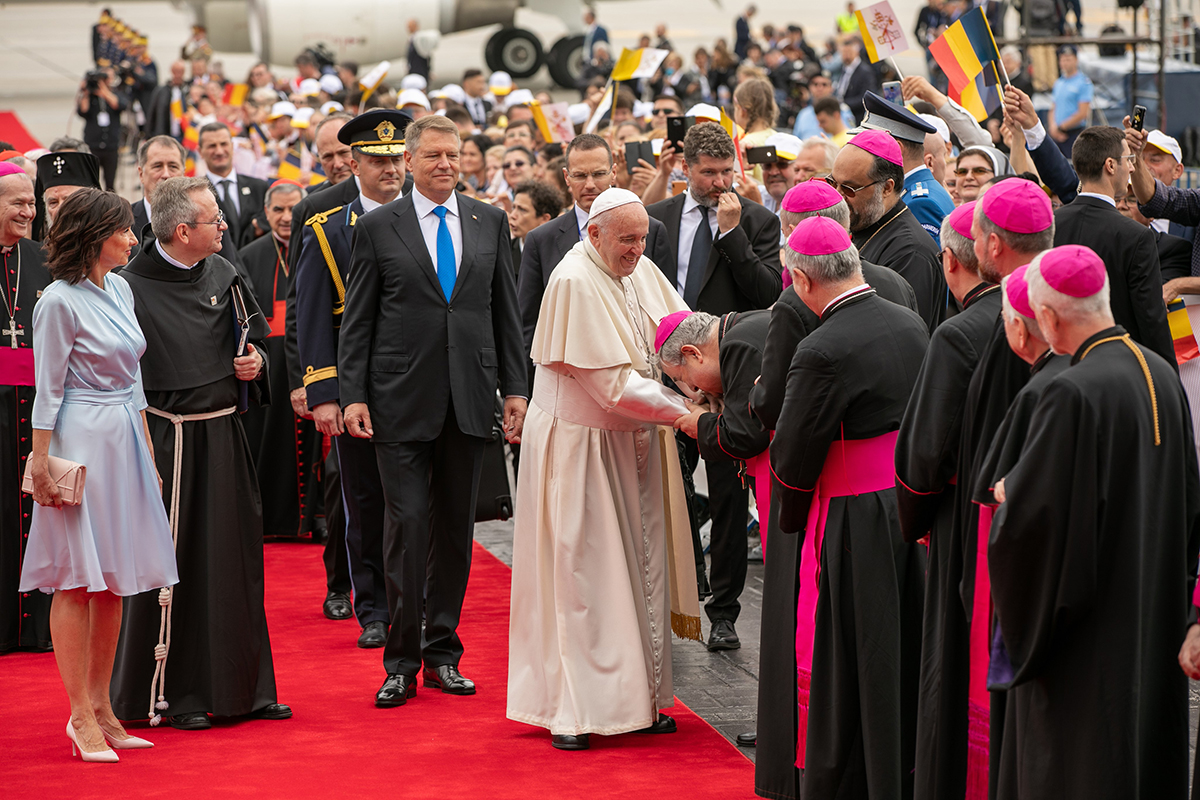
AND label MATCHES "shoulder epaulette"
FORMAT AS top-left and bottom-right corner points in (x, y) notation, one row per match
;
(306, 206), (344, 227)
